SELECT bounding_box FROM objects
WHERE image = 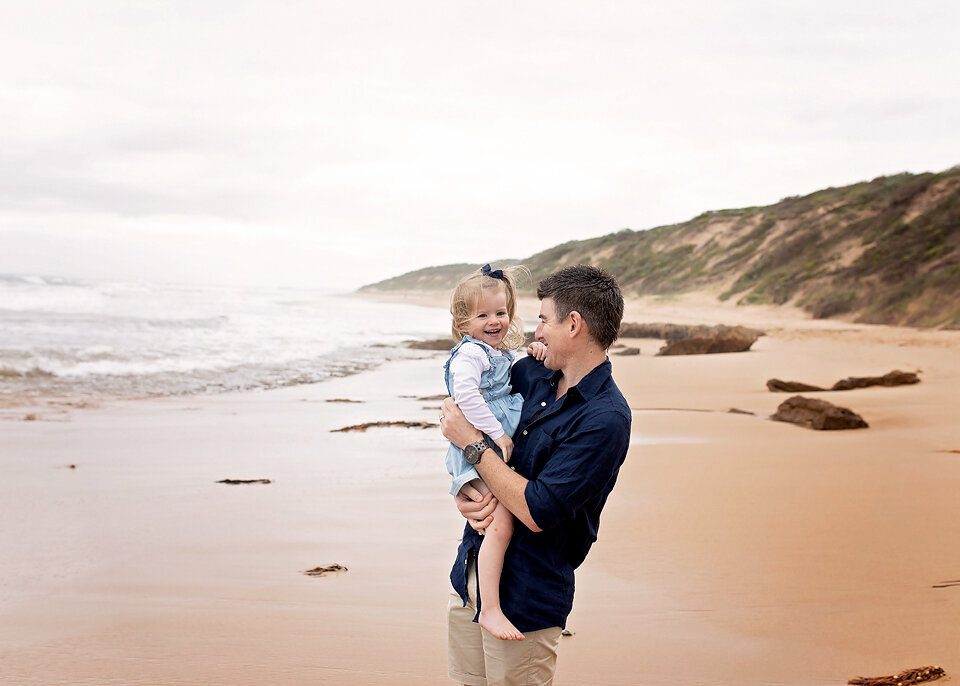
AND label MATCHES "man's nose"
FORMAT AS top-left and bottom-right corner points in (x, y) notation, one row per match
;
(535, 323), (544, 341)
